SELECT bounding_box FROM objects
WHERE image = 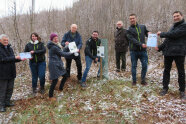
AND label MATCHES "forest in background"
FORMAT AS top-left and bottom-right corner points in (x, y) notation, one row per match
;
(0, 0), (186, 70)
